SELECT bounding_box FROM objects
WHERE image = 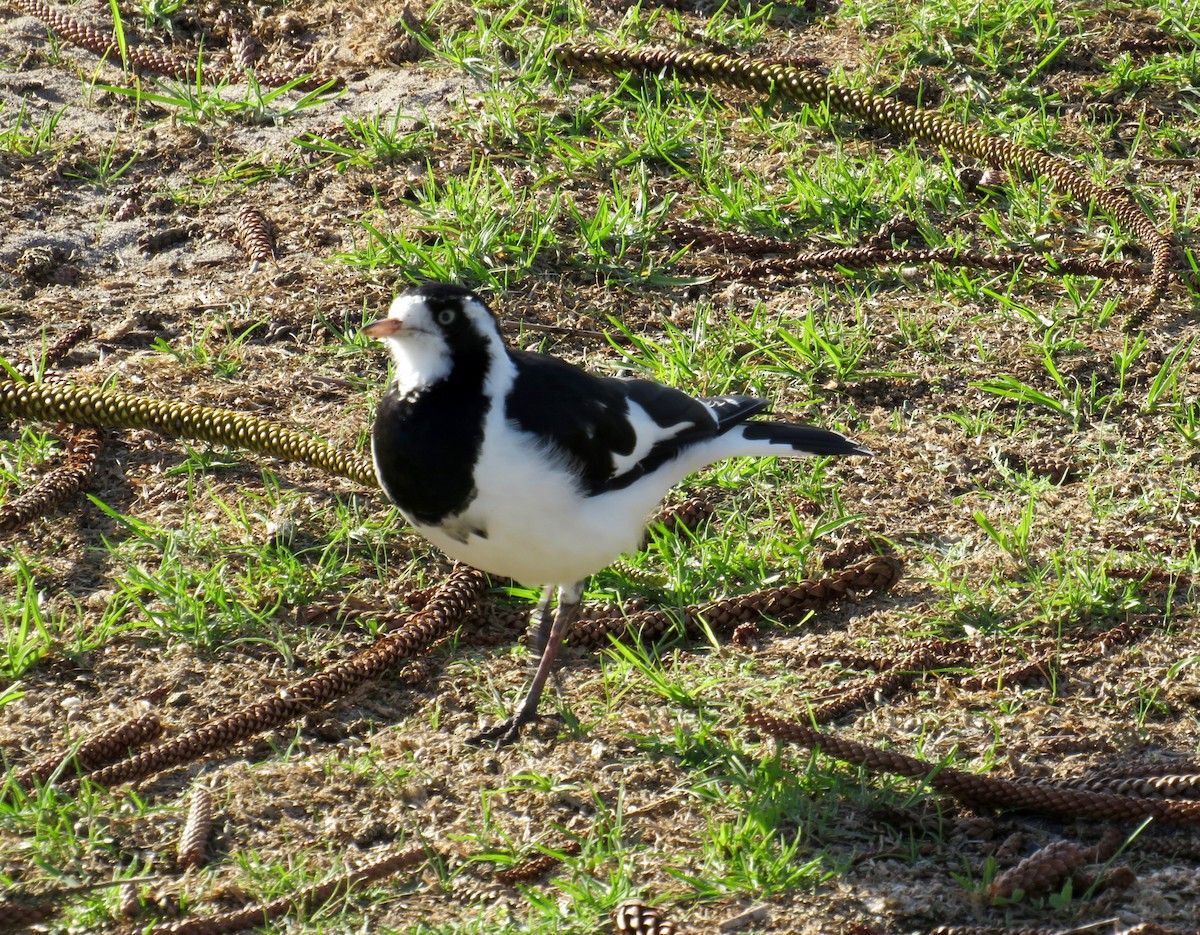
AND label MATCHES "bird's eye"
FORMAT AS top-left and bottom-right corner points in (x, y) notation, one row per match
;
(436, 309), (457, 326)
